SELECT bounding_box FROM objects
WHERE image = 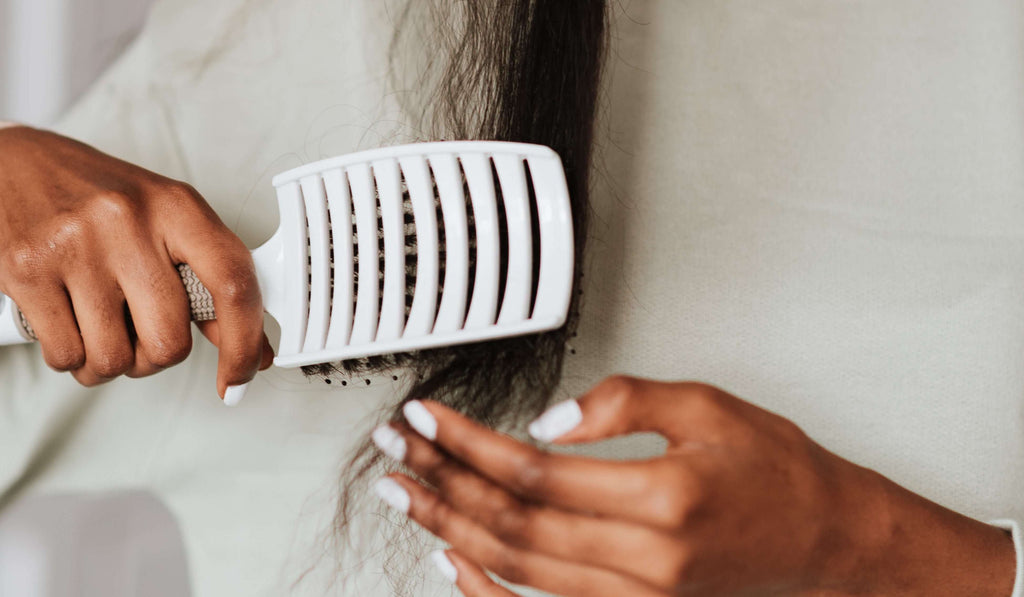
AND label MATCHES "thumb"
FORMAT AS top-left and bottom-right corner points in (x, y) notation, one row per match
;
(527, 376), (706, 445)
(197, 320), (276, 372)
